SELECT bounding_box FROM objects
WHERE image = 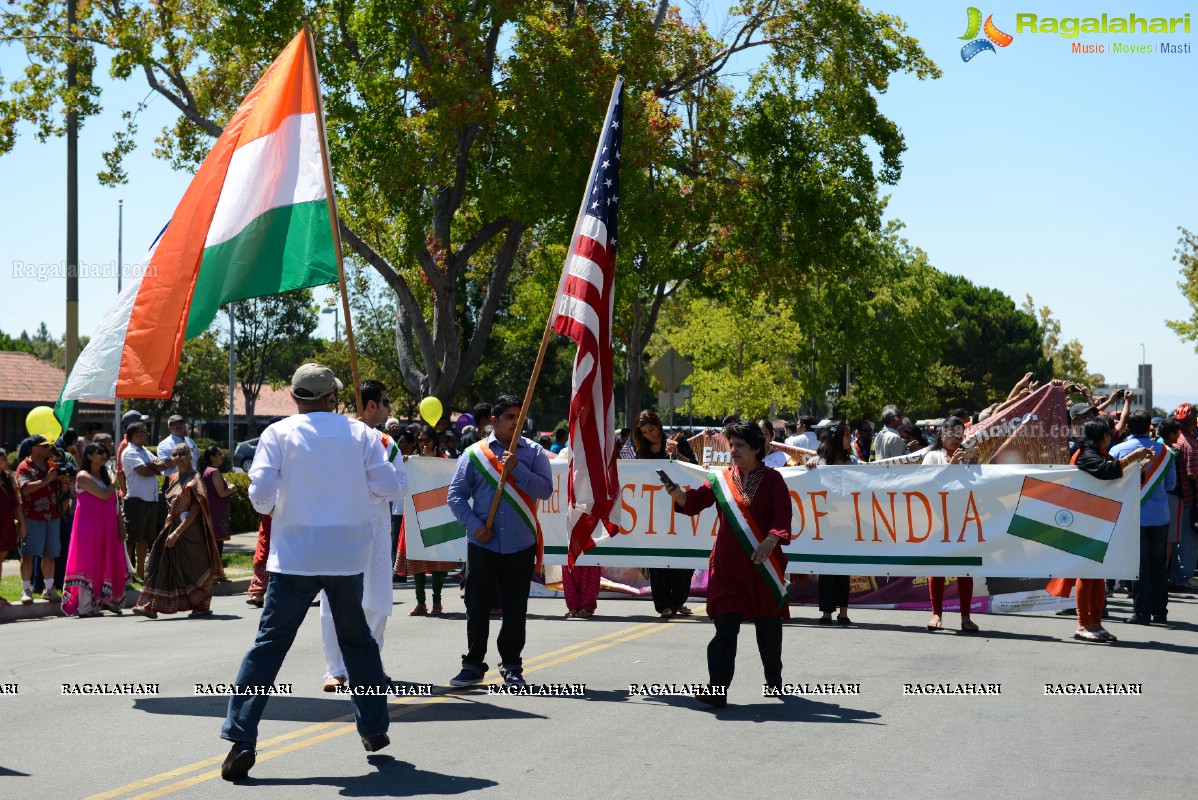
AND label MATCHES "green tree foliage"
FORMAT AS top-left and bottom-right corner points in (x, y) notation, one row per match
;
(1021, 294), (1089, 385)
(938, 275), (1046, 415)
(222, 290), (318, 435)
(1166, 227), (1198, 350)
(1, 0), (939, 424)
(648, 291), (805, 420)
